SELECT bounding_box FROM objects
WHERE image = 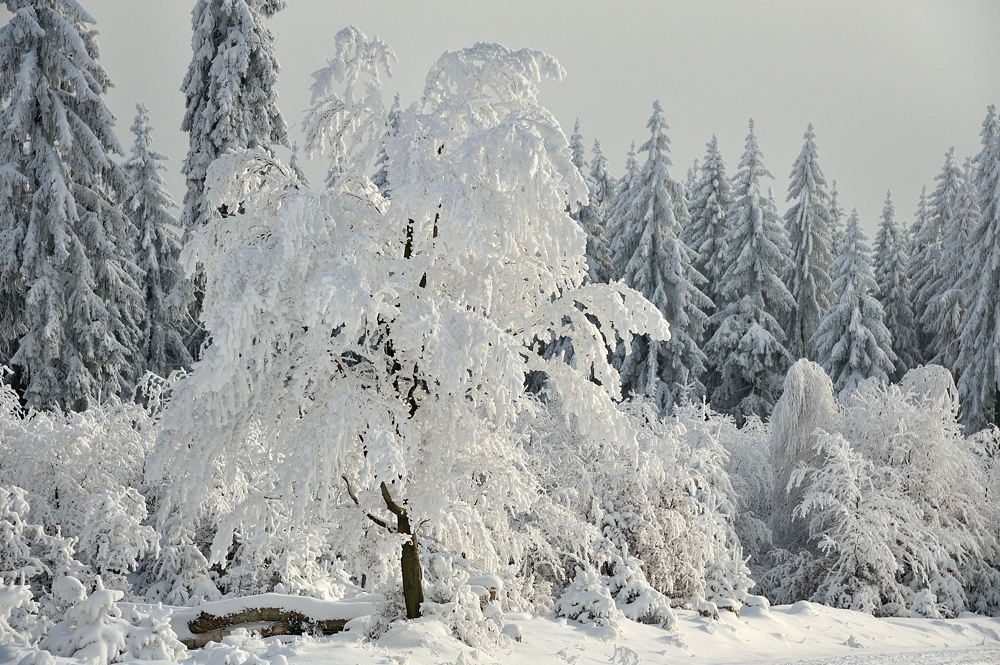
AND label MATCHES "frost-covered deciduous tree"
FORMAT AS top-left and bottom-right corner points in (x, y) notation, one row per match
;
(611, 102), (711, 410)
(812, 210), (896, 397)
(923, 159), (979, 373)
(873, 192), (918, 380)
(122, 104), (192, 379)
(180, 0), (288, 230)
(957, 105), (1000, 431)
(0, 0), (144, 411)
(682, 135), (733, 308)
(704, 120), (793, 422)
(783, 124), (835, 360)
(149, 31), (669, 620)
